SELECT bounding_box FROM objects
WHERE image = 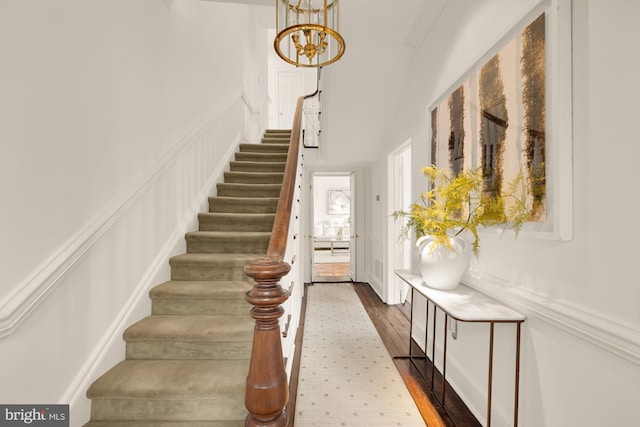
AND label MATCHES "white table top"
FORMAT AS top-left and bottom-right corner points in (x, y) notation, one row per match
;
(395, 270), (525, 322)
